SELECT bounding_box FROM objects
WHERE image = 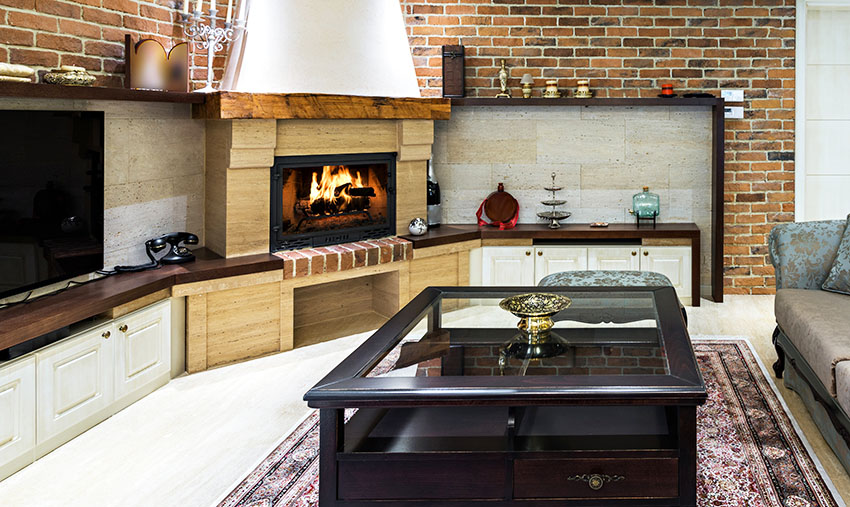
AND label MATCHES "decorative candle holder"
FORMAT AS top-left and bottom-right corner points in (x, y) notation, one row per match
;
(178, 2), (247, 93)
